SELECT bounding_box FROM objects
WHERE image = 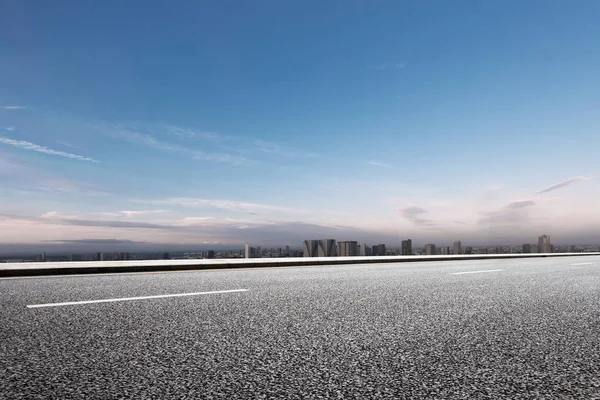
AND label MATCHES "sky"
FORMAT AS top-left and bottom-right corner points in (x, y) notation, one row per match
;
(1, 0), (599, 253)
